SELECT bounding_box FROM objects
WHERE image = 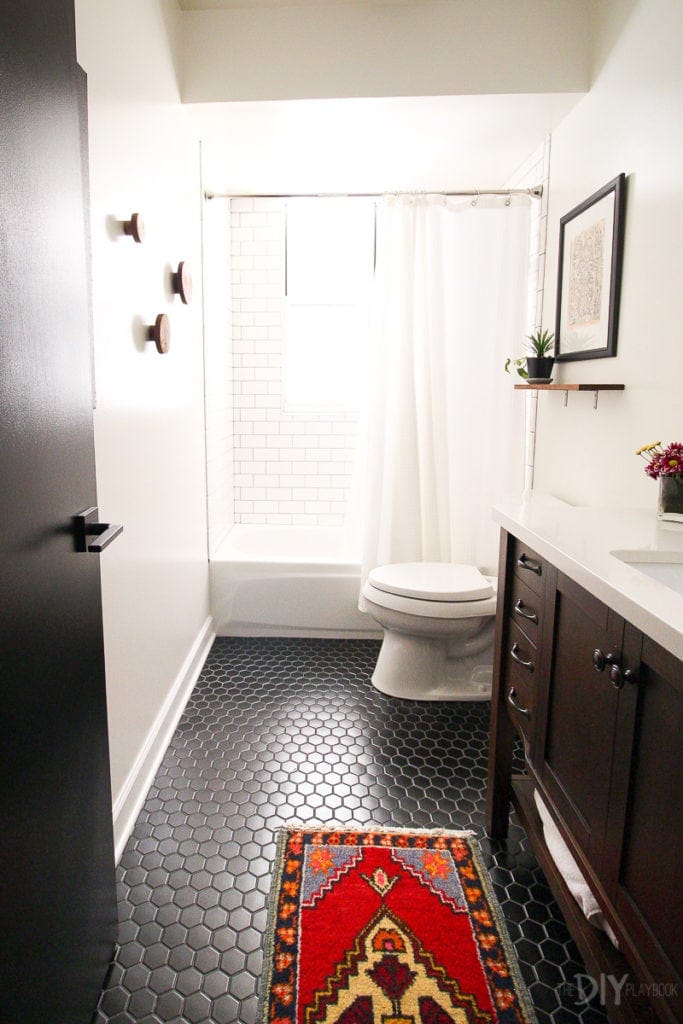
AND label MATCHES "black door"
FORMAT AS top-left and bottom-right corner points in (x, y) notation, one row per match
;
(0, 3), (117, 1021)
